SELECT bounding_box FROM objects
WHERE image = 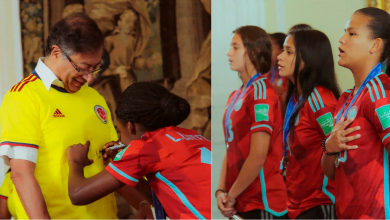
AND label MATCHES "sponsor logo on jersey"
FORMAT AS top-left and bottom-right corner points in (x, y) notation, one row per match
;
(53, 109), (65, 117)
(316, 112), (333, 135)
(376, 104), (390, 129)
(114, 145), (130, 161)
(254, 104), (269, 122)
